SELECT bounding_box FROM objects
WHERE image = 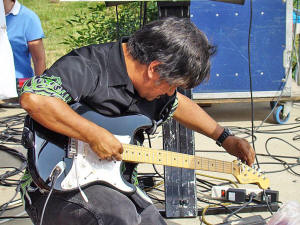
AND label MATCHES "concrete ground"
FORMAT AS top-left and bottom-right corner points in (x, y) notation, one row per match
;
(0, 101), (300, 225)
